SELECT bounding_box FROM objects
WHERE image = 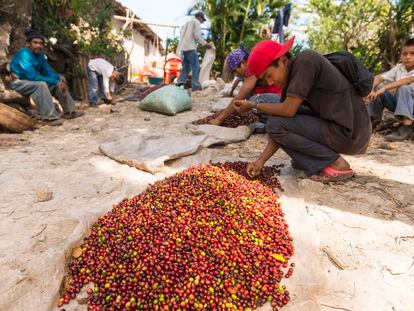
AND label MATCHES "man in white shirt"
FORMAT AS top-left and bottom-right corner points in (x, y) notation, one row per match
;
(177, 11), (212, 91)
(368, 38), (414, 141)
(87, 58), (125, 106)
